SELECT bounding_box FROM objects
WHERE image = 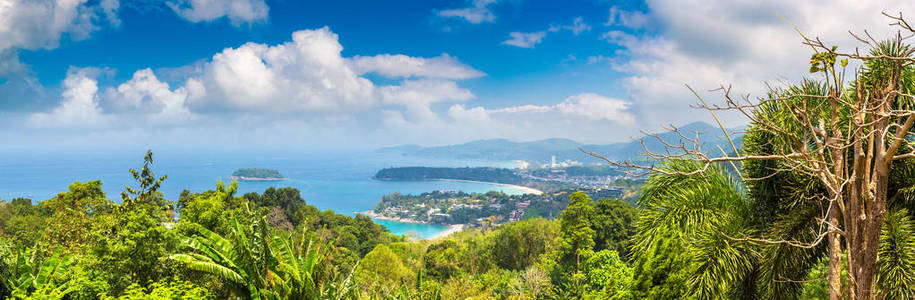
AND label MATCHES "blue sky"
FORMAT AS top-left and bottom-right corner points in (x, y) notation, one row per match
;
(1, 0), (912, 149)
